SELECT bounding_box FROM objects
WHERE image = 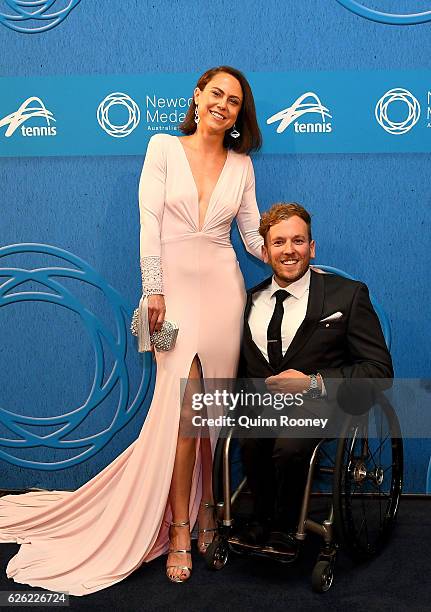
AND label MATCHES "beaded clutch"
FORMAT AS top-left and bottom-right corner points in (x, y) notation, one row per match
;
(131, 301), (178, 352)
(149, 320), (179, 351)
